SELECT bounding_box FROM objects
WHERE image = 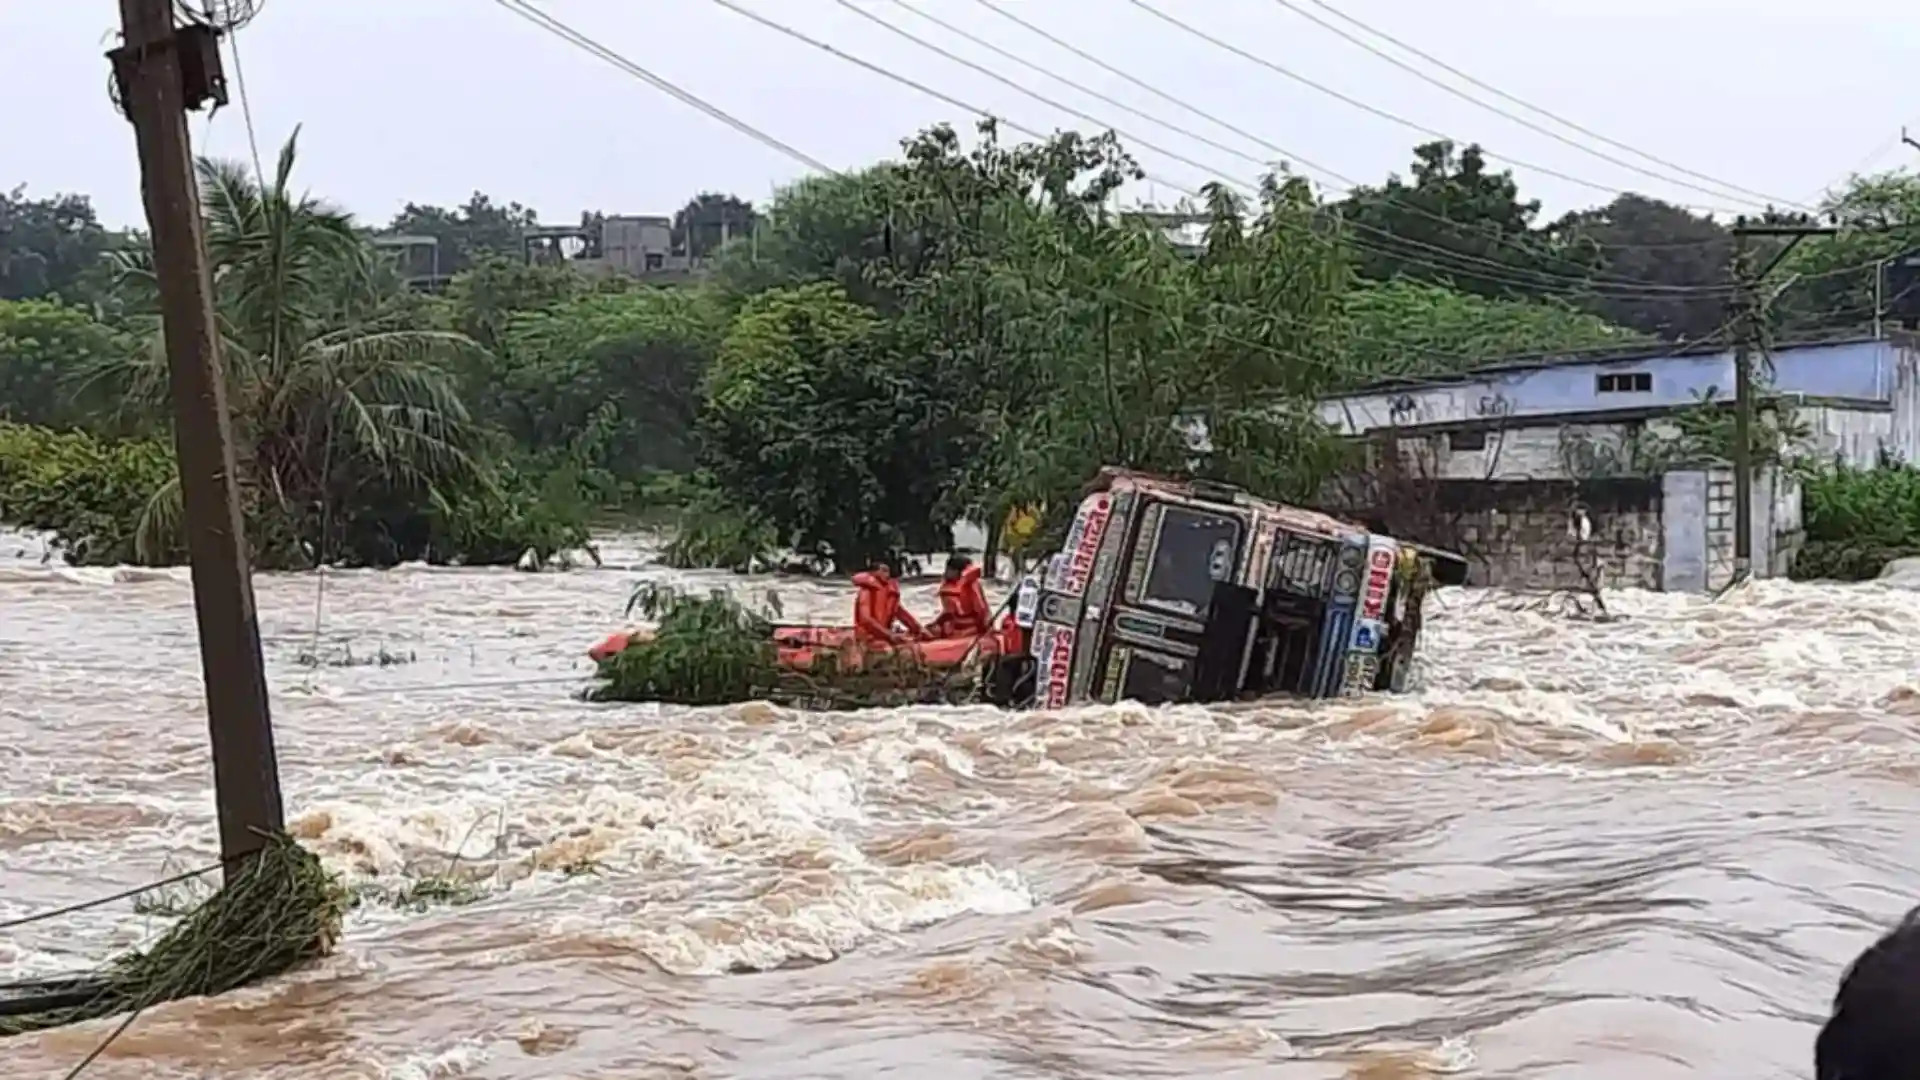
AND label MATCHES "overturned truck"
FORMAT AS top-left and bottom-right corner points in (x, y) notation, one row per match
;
(982, 468), (1468, 709)
(589, 468), (1468, 711)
